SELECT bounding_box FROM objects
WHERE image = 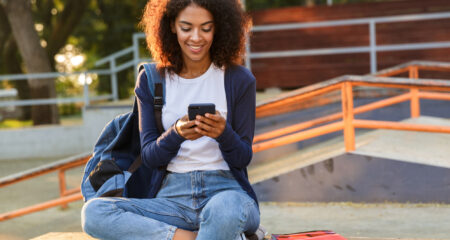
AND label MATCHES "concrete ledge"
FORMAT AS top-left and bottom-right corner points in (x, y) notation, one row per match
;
(0, 105), (130, 160)
(348, 238), (442, 240)
(31, 232), (441, 240)
(31, 232), (96, 240)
